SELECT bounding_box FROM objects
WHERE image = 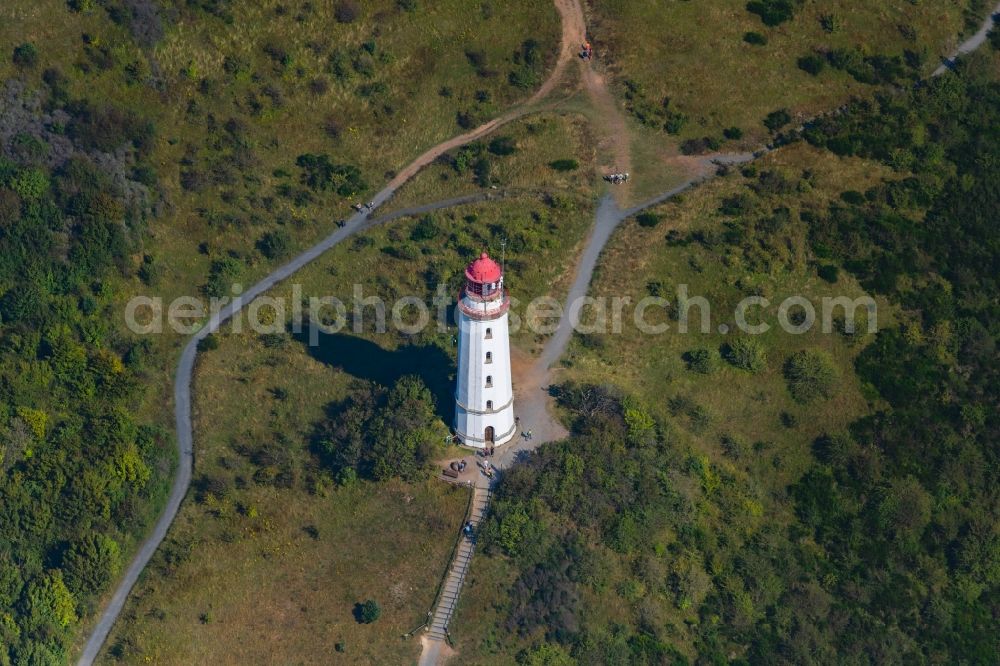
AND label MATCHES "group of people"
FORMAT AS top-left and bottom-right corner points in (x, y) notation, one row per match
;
(580, 41), (593, 60)
(352, 201), (375, 213)
(604, 172), (629, 184)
